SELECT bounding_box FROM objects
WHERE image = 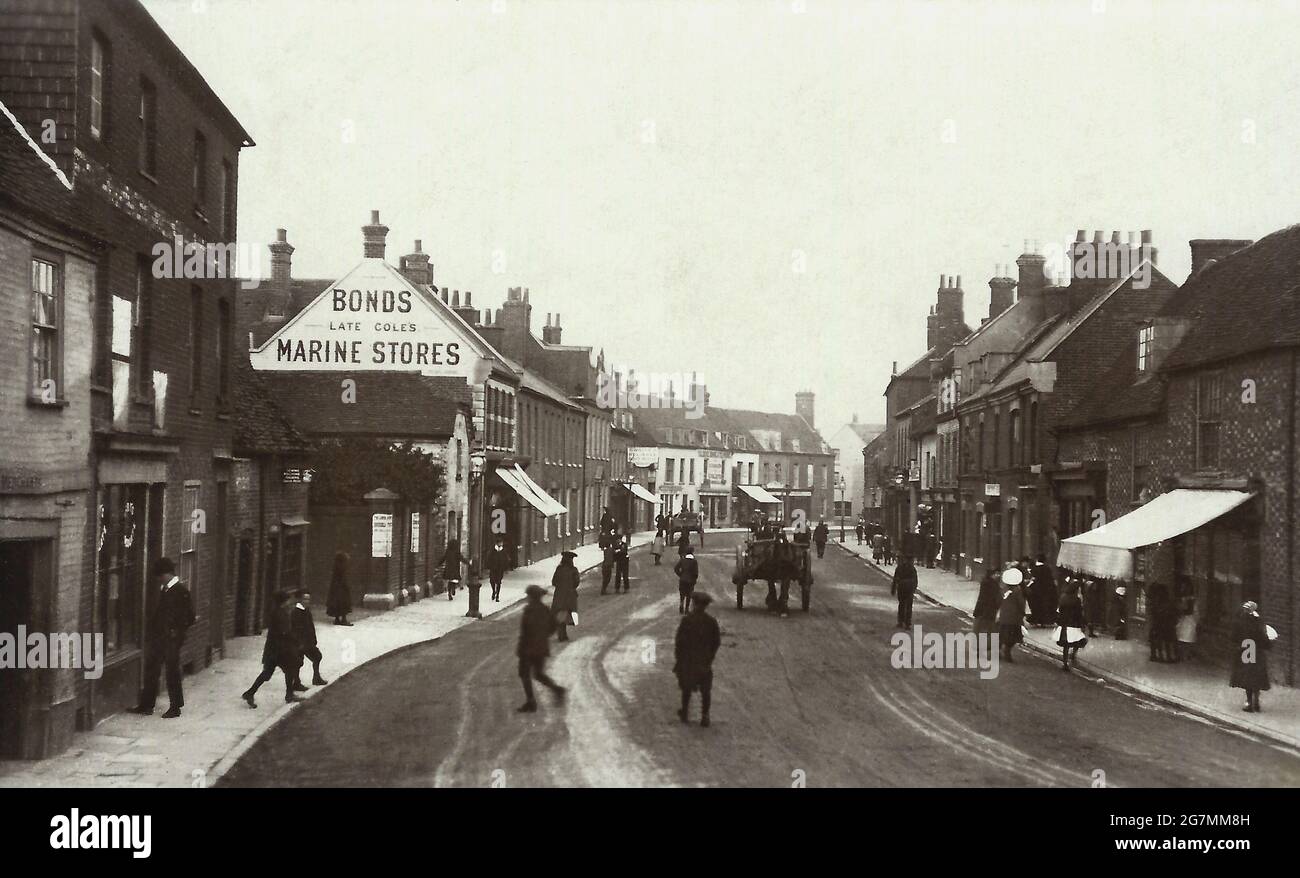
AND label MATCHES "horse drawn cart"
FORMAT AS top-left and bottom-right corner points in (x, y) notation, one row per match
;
(731, 532), (814, 613)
